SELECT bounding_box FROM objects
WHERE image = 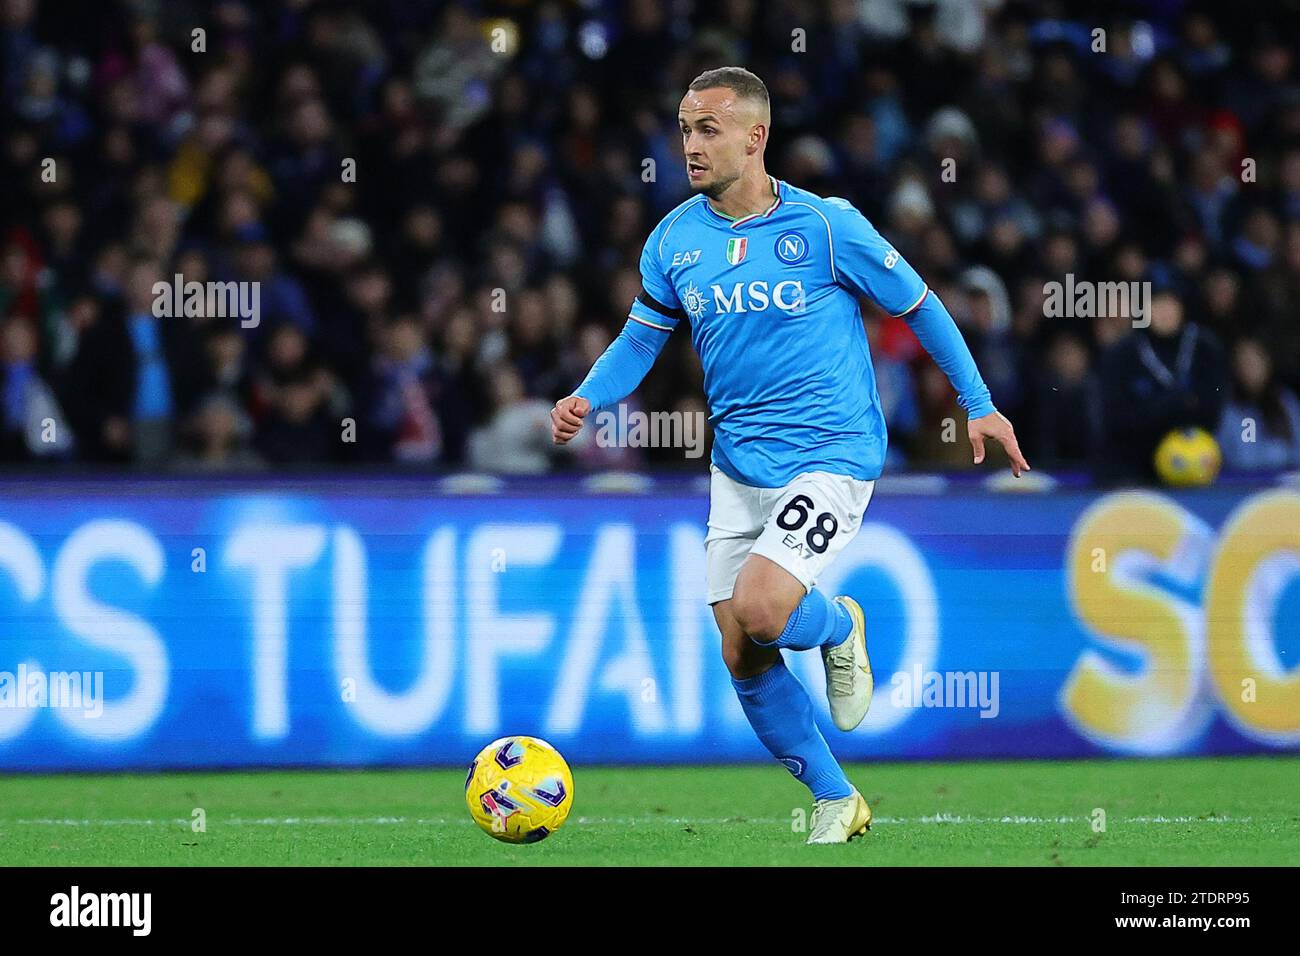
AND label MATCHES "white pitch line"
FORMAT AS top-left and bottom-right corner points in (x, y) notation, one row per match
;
(1, 814), (1256, 827)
